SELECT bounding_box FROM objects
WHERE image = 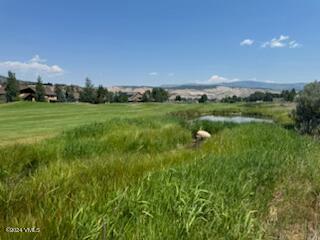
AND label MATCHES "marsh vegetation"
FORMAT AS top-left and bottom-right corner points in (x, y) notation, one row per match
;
(0, 101), (319, 239)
